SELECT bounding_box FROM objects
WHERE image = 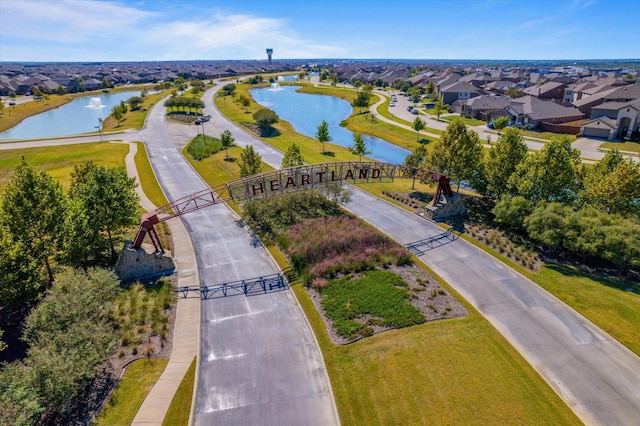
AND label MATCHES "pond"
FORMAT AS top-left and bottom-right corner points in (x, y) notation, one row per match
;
(250, 85), (409, 164)
(0, 90), (143, 140)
